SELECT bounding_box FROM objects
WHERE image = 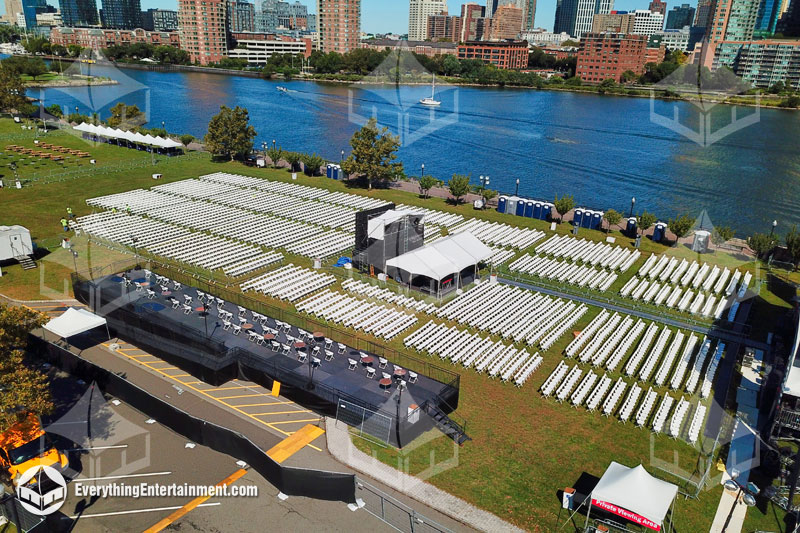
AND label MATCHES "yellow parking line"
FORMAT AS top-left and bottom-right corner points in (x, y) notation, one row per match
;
(267, 419), (319, 425)
(214, 394), (269, 400)
(199, 385), (251, 392)
(229, 401), (291, 408)
(182, 381), (203, 385)
(267, 425), (325, 464)
(170, 374), (191, 378)
(250, 410), (310, 416)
